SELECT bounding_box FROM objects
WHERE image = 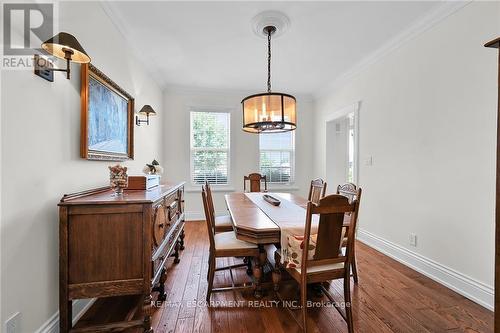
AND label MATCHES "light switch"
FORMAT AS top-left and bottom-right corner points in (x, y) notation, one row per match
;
(365, 156), (373, 166)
